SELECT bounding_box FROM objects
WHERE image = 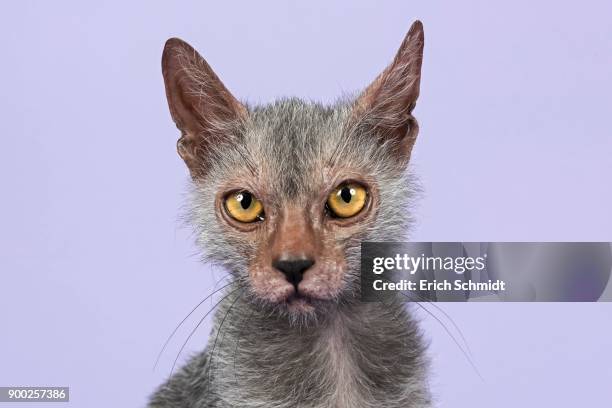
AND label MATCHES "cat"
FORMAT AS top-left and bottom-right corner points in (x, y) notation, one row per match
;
(149, 20), (430, 408)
